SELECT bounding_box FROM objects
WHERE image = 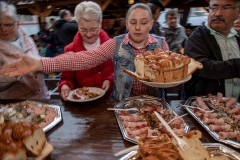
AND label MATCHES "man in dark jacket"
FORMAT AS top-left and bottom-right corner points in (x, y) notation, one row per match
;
(183, 0), (240, 100)
(54, 9), (78, 54)
(147, 0), (164, 36)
